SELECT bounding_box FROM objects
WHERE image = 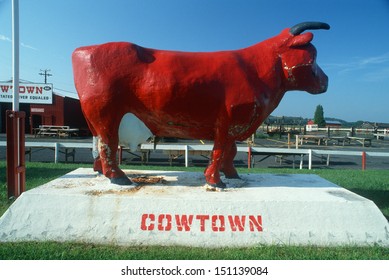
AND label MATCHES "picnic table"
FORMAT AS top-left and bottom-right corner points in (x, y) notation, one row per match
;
(33, 125), (79, 138)
(295, 135), (329, 148)
(373, 133), (389, 140)
(346, 136), (371, 147)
